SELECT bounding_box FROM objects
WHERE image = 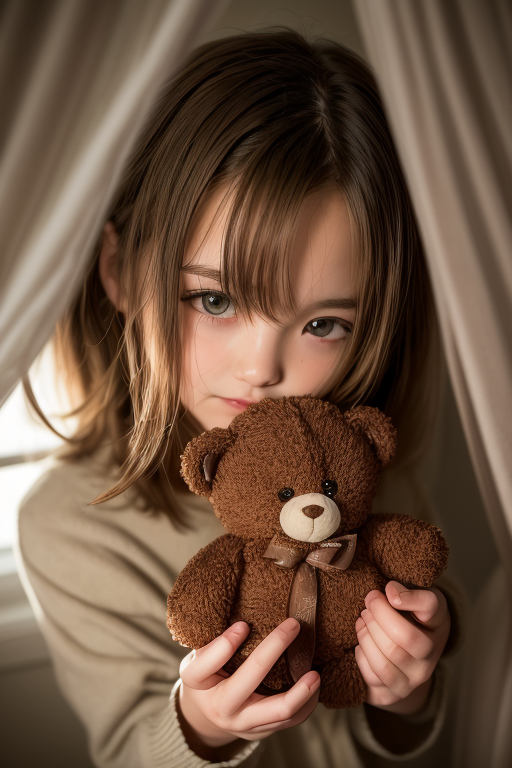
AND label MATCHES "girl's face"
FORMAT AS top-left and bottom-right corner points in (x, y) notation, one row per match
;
(180, 187), (358, 431)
